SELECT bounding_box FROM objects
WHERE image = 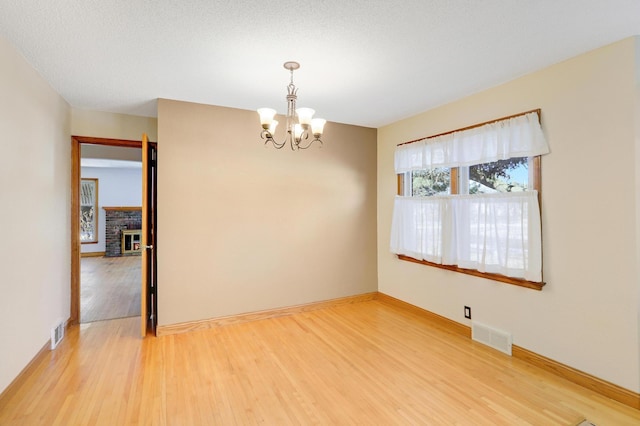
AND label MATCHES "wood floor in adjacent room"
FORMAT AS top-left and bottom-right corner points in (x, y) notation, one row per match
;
(81, 255), (141, 323)
(1, 299), (639, 425)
